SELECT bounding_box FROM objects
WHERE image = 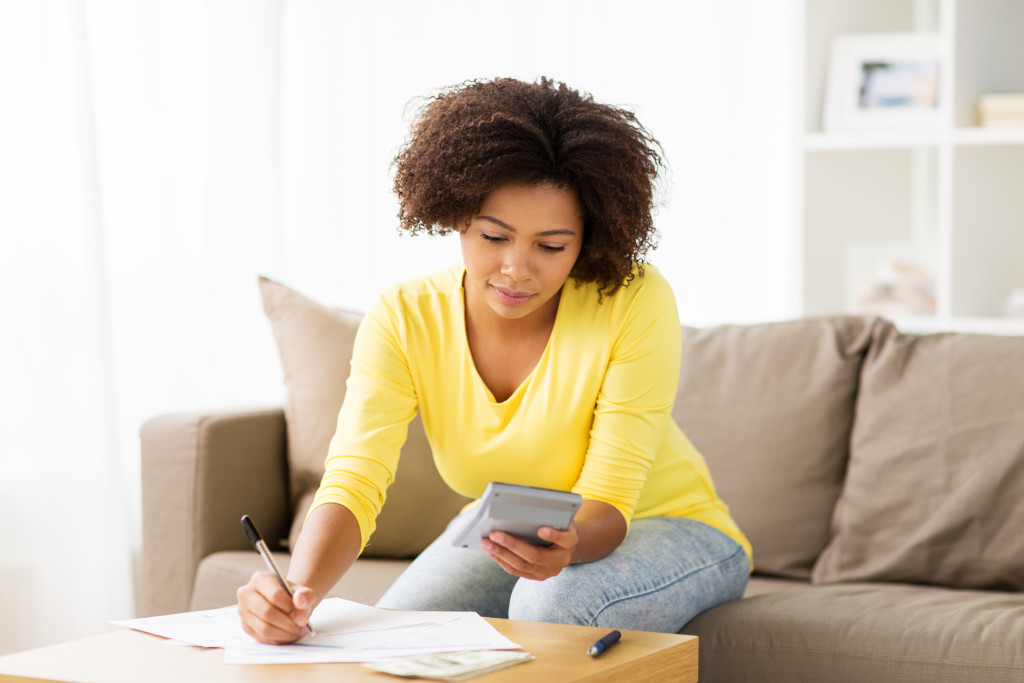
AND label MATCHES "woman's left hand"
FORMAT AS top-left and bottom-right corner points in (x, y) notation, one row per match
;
(480, 526), (578, 580)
